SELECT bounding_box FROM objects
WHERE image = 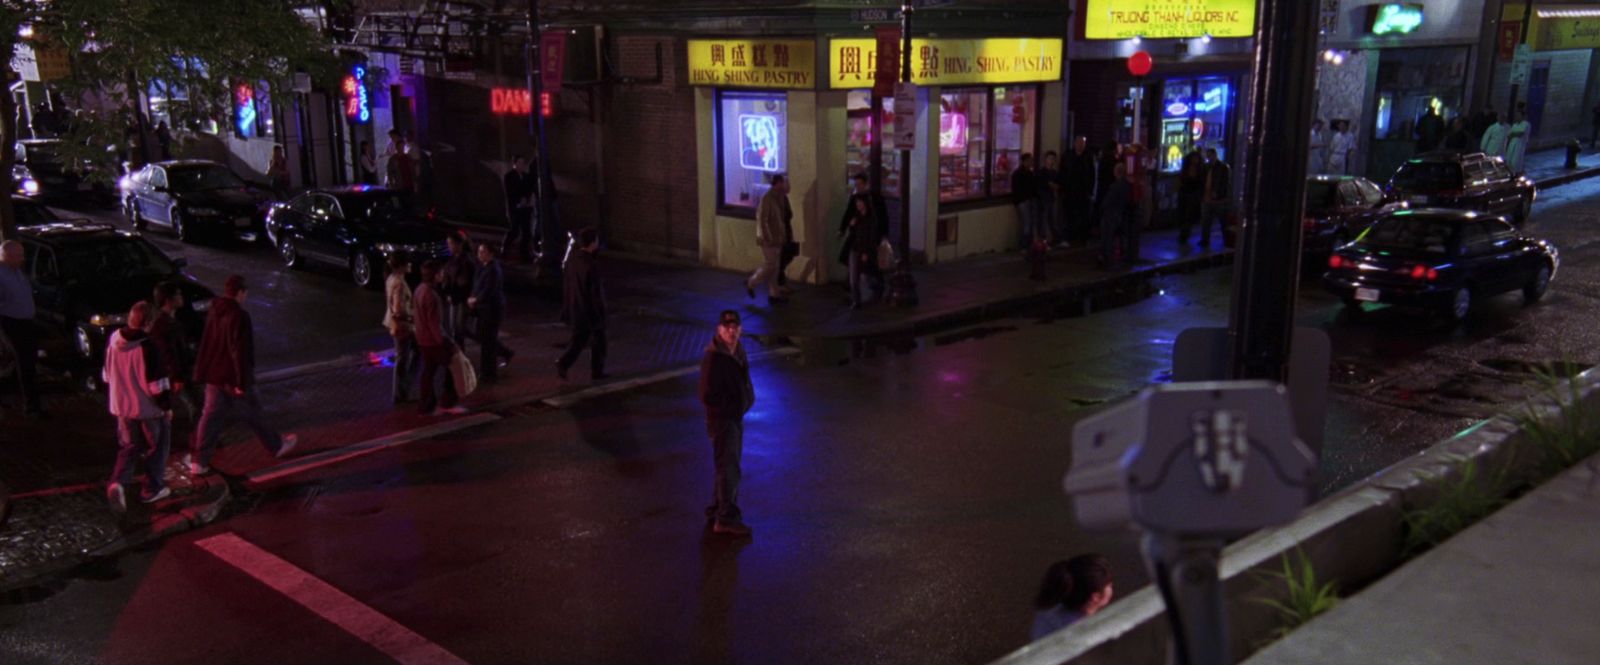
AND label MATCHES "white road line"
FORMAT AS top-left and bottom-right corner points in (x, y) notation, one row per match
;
(245, 413), (502, 487)
(195, 533), (471, 665)
(538, 347), (800, 409)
